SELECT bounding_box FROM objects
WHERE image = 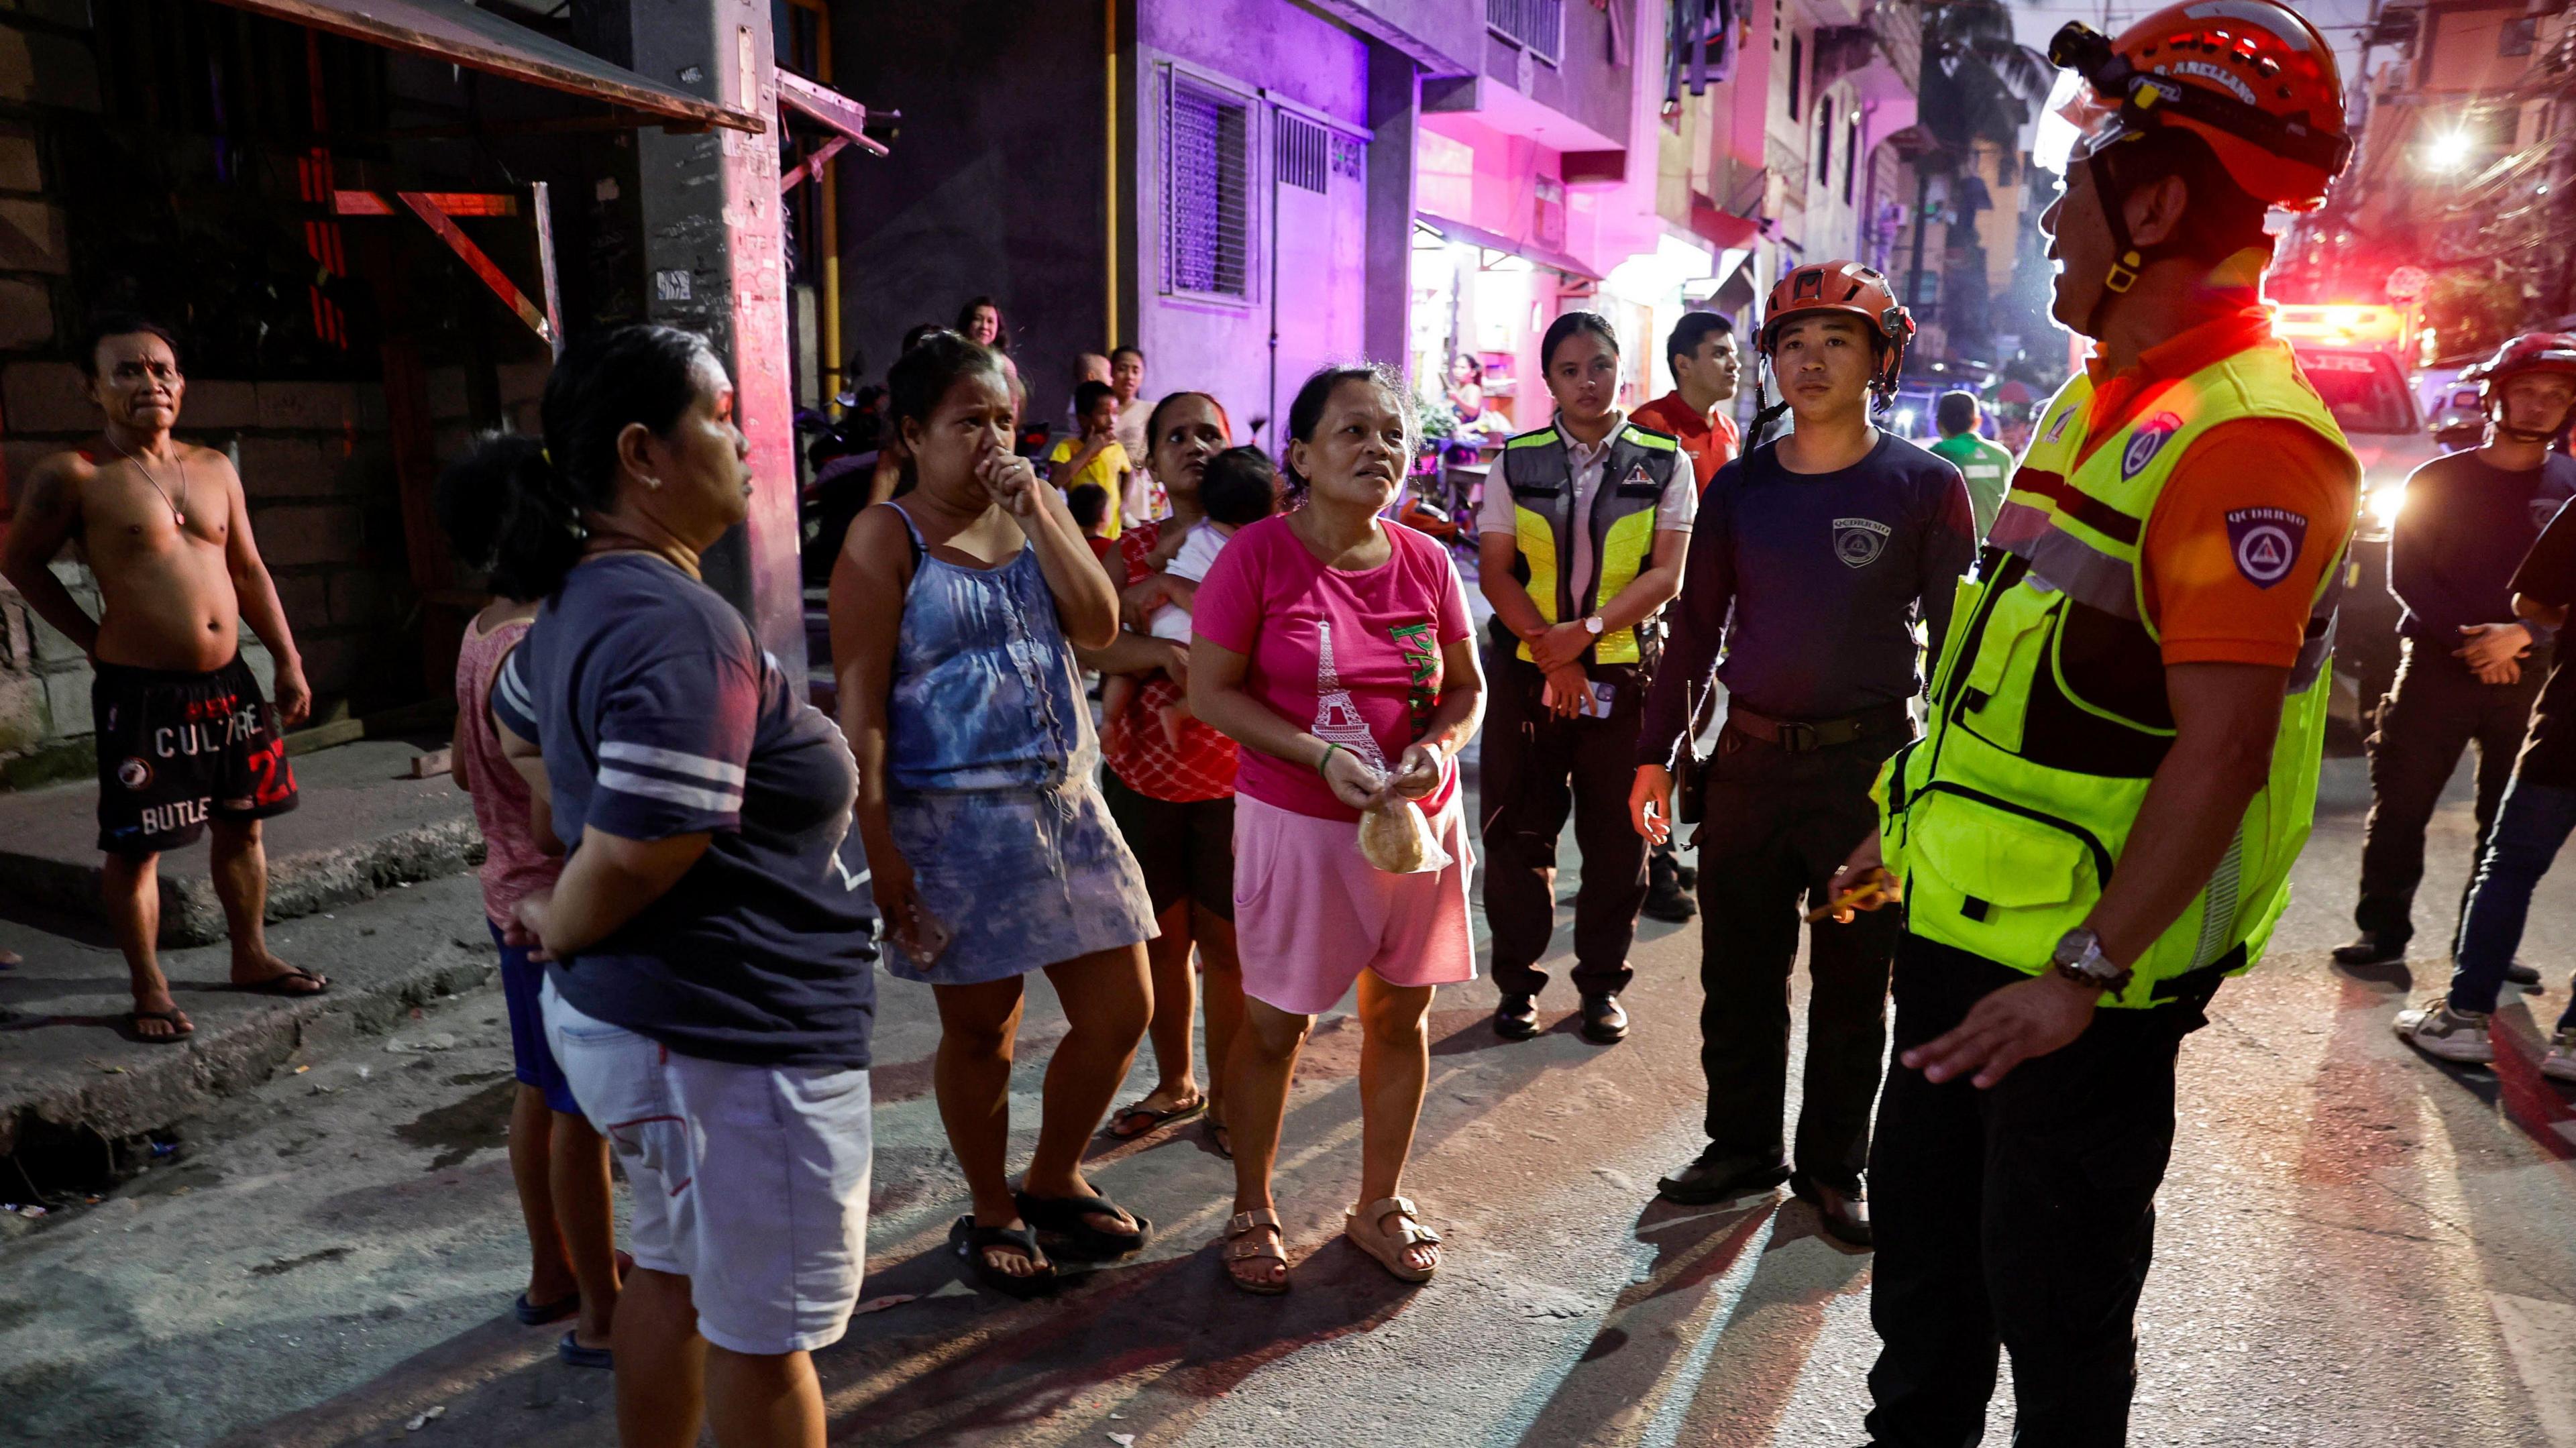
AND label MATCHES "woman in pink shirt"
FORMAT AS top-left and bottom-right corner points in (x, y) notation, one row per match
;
(1189, 365), (1486, 1293)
